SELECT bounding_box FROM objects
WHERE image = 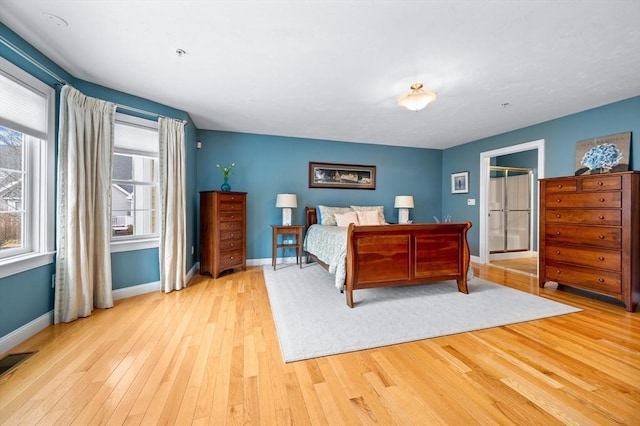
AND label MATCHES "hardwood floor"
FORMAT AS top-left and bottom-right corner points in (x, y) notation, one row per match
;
(490, 257), (538, 276)
(1, 263), (638, 425)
